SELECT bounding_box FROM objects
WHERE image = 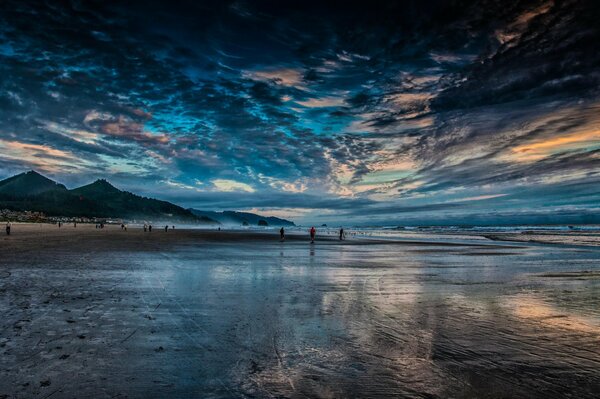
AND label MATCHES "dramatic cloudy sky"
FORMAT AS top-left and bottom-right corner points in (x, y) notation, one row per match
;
(1, 0), (599, 225)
